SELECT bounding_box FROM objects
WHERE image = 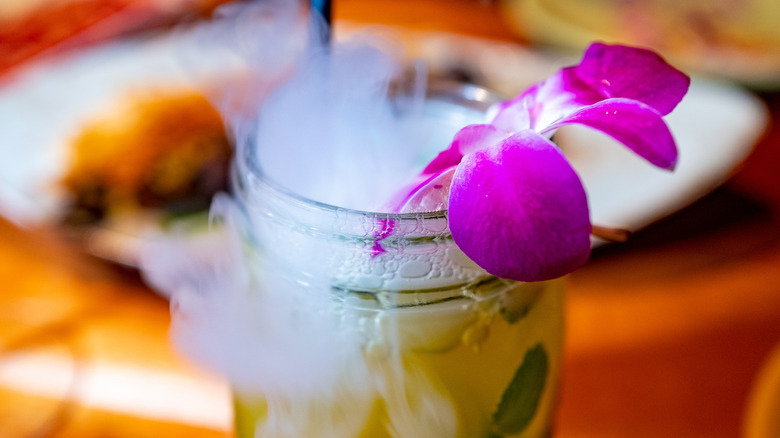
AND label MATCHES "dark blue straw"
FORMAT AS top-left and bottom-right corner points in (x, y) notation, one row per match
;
(311, 0), (332, 42)
(311, 0), (331, 24)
